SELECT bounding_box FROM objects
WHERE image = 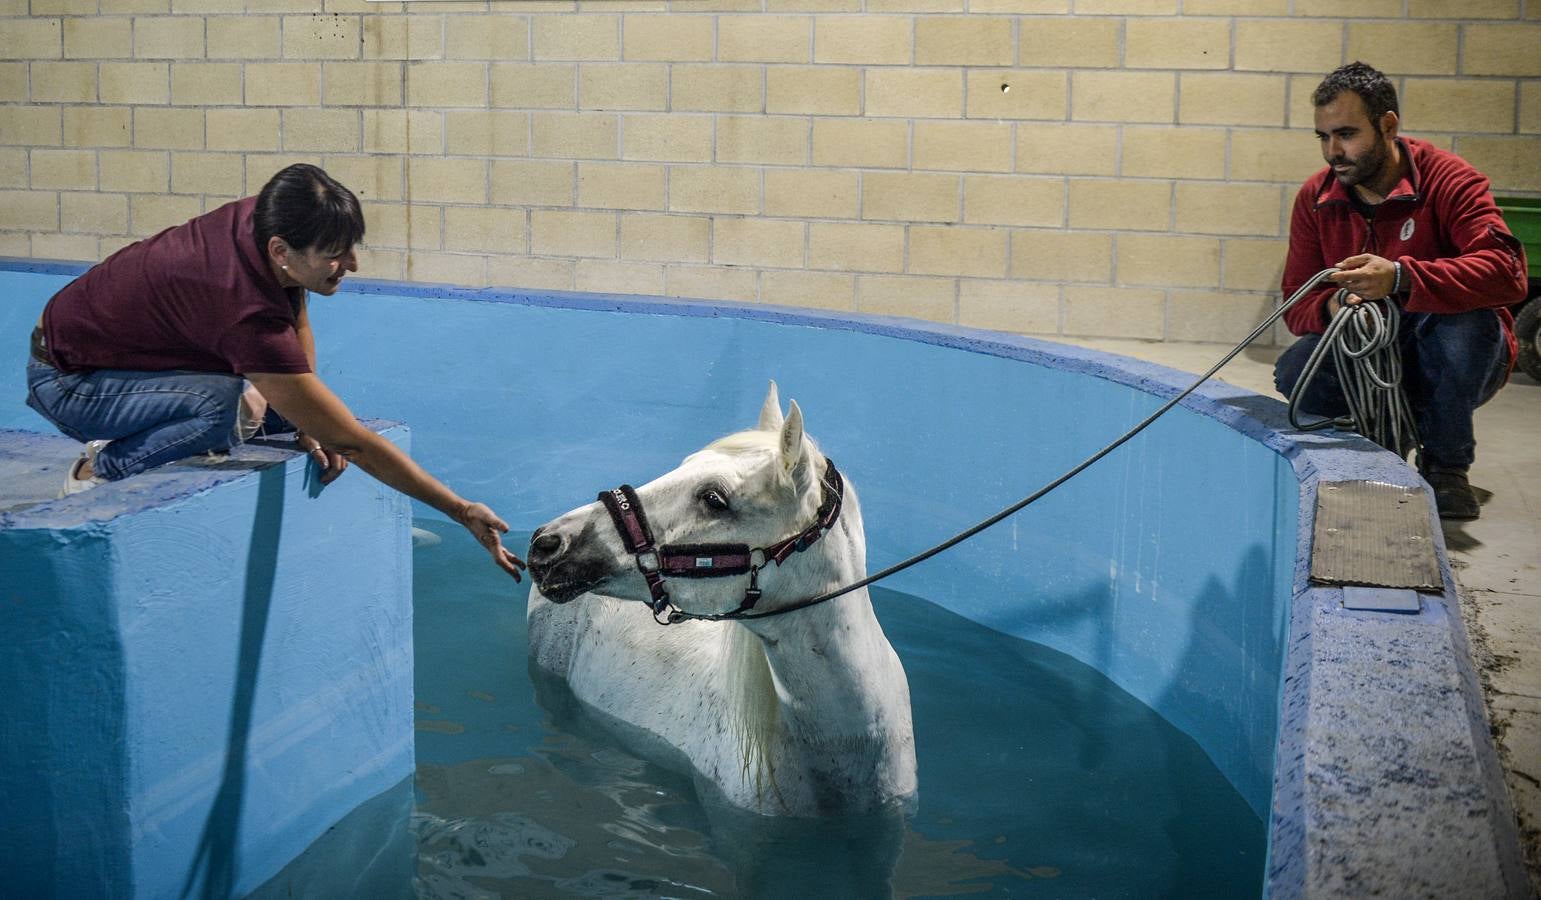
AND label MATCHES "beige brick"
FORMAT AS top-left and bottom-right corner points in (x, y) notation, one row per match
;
(913, 120), (1012, 173)
(1019, 17), (1119, 68)
(672, 65), (763, 113)
(1462, 25), (1541, 77)
(814, 17), (908, 65)
(8, 18), (62, 59)
(363, 109), (442, 155)
(1016, 124), (1118, 176)
(61, 191), (128, 234)
(30, 149), (95, 190)
(0, 149), (25, 188)
(531, 209), (616, 257)
(2, 107), (62, 147)
(1062, 285), (1164, 339)
(405, 252), (486, 289)
(811, 118), (908, 168)
(134, 17), (204, 59)
(207, 17), (281, 59)
(864, 0), (959, 12)
(1009, 230), (1112, 282)
(446, 16), (530, 61)
(33, 233), (100, 262)
(915, 17), (1012, 66)
(1410, 0), (1518, 17)
(1182, 0), (1285, 11)
(1117, 233), (1219, 286)
(488, 256), (573, 291)
(1174, 182), (1281, 236)
(1229, 130), (1323, 184)
(764, 170), (858, 218)
(171, 63), (242, 106)
(1222, 238), (1287, 291)
(1072, 71), (1174, 123)
(576, 161), (665, 209)
(491, 63), (576, 109)
(1126, 19), (1229, 70)
(1179, 72), (1287, 127)
(284, 108), (359, 152)
(1167, 291), (1276, 342)
(967, 70), (1066, 120)
(325, 62), (405, 106)
(283, 14), (361, 61)
(444, 110), (530, 156)
(251, 0), (327, 12)
(957, 279), (1058, 333)
(808, 221), (905, 271)
(1122, 127), (1226, 179)
(621, 212), (709, 262)
(713, 217), (804, 268)
(171, 152), (245, 196)
(856, 274), (955, 324)
(963, 175), (1063, 227)
(1523, 83), (1541, 135)
(1402, 79), (1515, 134)
(622, 114), (713, 162)
(1287, 74), (1320, 130)
(97, 234), (141, 257)
(101, 150), (168, 193)
(29, 62), (95, 104)
(722, 15), (810, 63)
(442, 206), (526, 254)
(64, 18), (130, 59)
(531, 112), (617, 159)
(246, 63), (324, 106)
(320, 155), (402, 202)
(621, 15), (708, 62)
(969, 0), (1069, 11)
(909, 225), (1007, 277)
(408, 62), (488, 108)
(65, 108), (129, 148)
(363, 202), (442, 249)
(1068, 179), (1170, 231)
(0, 191), (59, 231)
(134, 108), (204, 150)
(241, 154), (314, 193)
(670, 166), (759, 214)
(580, 63), (667, 111)
(761, 270), (855, 310)
(866, 68), (963, 118)
(1073, 0), (1176, 11)
(363, 16), (443, 62)
(665, 264), (757, 302)
(1453, 136), (1541, 192)
(767, 67), (861, 115)
(575, 259), (665, 295)
(718, 116), (807, 166)
(0, 64), (25, 103)
(207, 109), (281, 151)
(100, 63), (169, 105)
(406, 157), (486, 203)
(1235, 20), (1340, 73)
(0, 234), (29, 257)
(1296, 0), (1399, 14)
(863, 172), (959, 222)
(1345, 23), (1457, 76)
